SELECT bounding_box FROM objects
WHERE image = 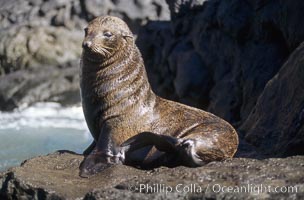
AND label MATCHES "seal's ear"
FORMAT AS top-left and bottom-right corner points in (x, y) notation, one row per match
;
(121, 31), (133, 39)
